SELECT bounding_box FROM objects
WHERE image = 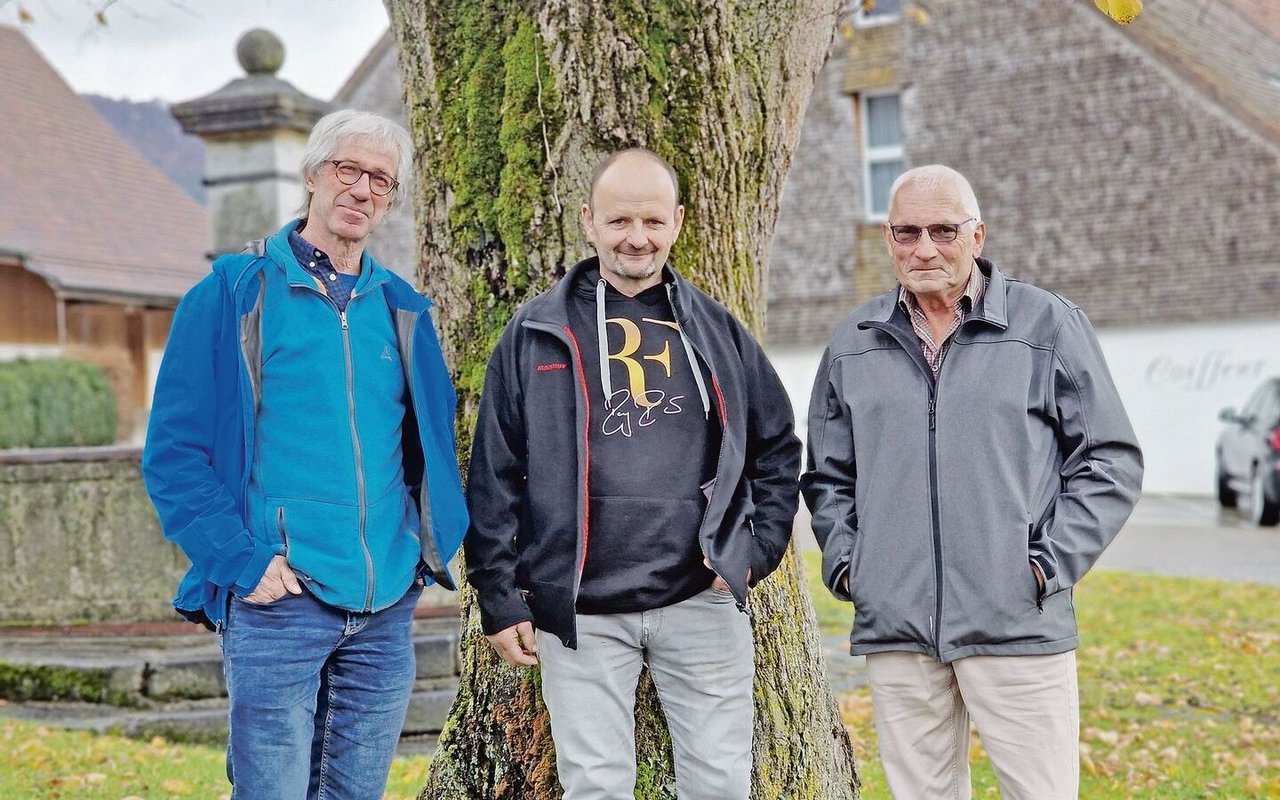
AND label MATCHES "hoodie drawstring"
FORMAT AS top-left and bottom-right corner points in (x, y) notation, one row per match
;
(594, 278), (711, 420)
(665, 284), (711, 419)
(596, 279), (613, 408)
